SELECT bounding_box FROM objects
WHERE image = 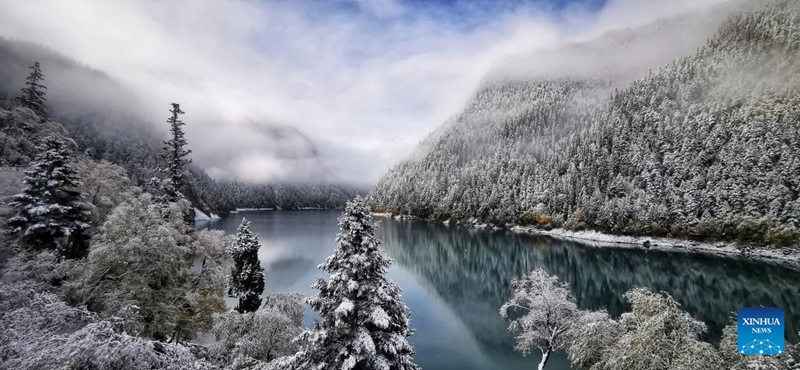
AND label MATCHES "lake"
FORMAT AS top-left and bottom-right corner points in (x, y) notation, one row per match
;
(198, 210), (800, 370)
